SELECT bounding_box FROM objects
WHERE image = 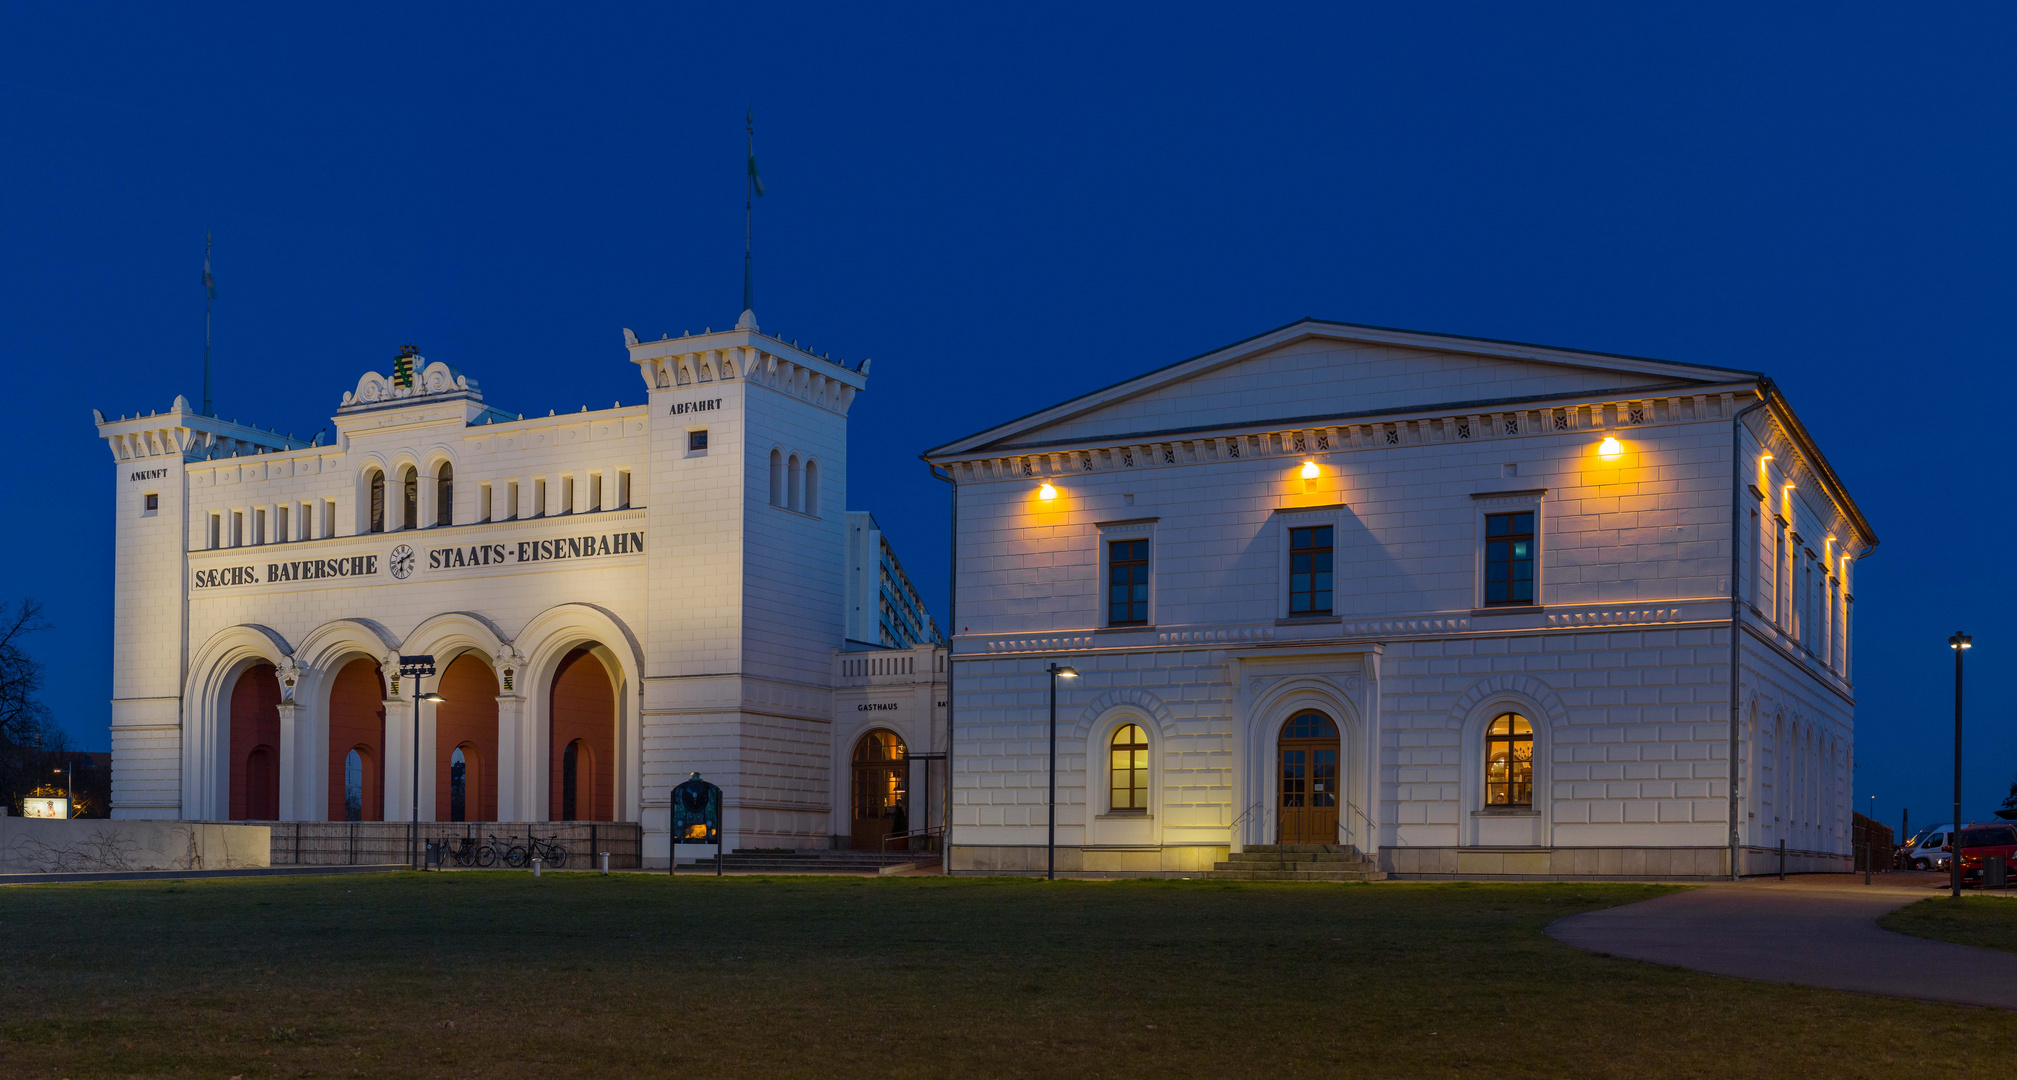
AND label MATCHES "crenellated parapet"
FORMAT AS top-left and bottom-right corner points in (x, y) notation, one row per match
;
(93, 395), (305, 463)
(623, 315), (868, 416)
